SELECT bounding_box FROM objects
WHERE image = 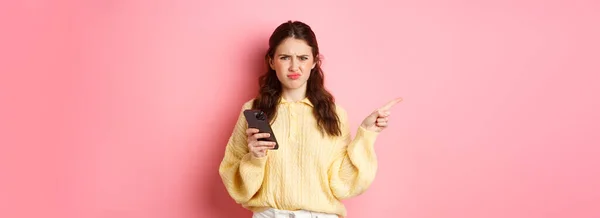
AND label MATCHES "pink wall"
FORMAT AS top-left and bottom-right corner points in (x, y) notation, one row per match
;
(2, 0), (599, 218)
